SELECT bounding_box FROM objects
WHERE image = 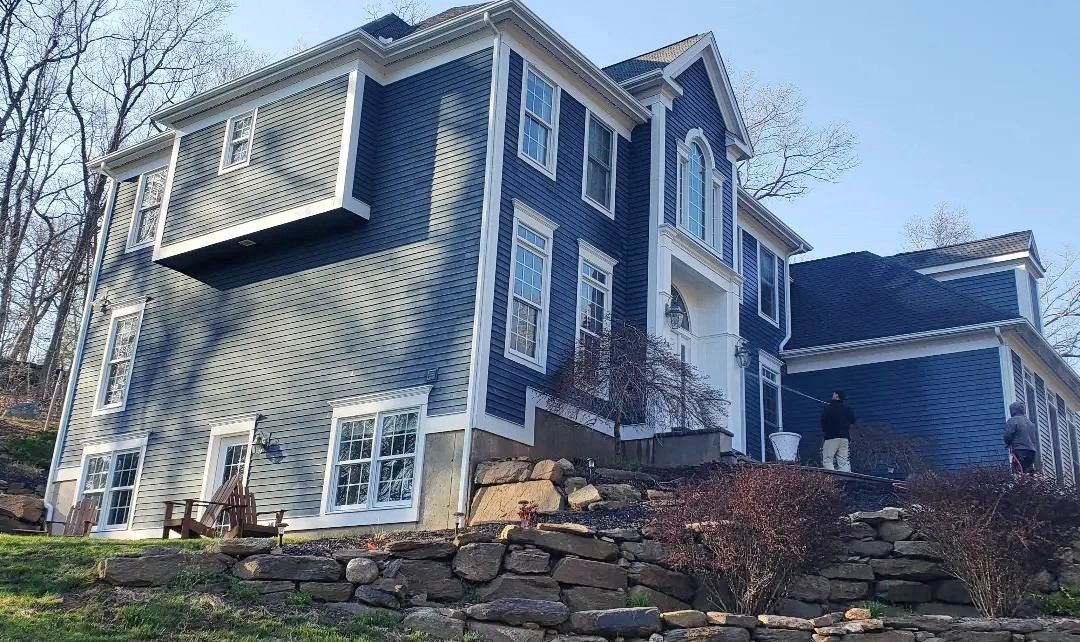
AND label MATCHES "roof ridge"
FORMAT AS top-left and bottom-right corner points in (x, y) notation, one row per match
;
(890, 230), (1032, 258)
